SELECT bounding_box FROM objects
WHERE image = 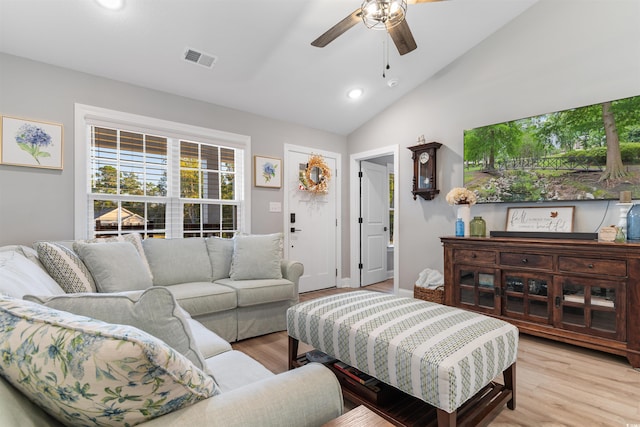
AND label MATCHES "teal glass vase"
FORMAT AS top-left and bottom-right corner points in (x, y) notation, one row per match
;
(627, 203), (640, 241)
